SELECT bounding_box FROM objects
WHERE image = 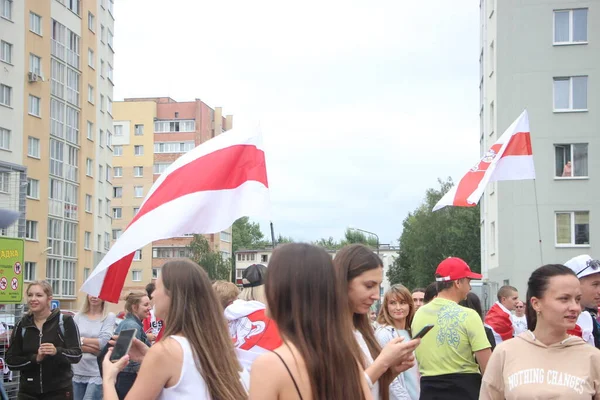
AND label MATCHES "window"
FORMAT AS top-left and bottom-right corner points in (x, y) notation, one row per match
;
(113, 186), (122, 198)
(220, 231), (231, 242)
(112, 207), (122, 219)
(0, 84), (12, 106)
(135, 124), (144, 135)
(98, 129), (103, 146)
(107, 29), (114, 50)
(107, 63), (113, 82)
(25, 220), (38, 240)
(104, 232), (110, 250)
(101, 0), (106, 9)
(29, 54), (41, 75)
(100, 24), (105, 43)
(84, 231), (91, 249)
(0, 127), (9, 150)
(154, 142), (195, 154)
(154, 120), (195, 133)
(28, 95), (41, 117)
(261, 254), (269, 263)
(97, 199), (102, 218)
(29, 12), (42, 35)
(134, 166), (143, 177)
(108, 0), (114, 15)
(554, 76), (587, 111)
(489, 101), (494, 136)
(98, 164), (103, 182)
(27, 178), (39, 199)
(555, 144), (588, 178)
(87, 48), (94, 68)
(489, 41), (494, 76)
(112, 229), (121, 240)
(100, 59), (105, 77)
(83, 268), (90, 280)
(114, 167), (122, 177)
(556, 211), (589, 246)
(152, 268), (160, 279)
(67, 0), (80, 15)
(0, 40), (12, 63)
(113, 145), (122, 156)
(153, 163), (171, 175)
(106, 131), (112, 148)
(490, 221), (496, 254)
(134, 145), (144, 156)
(132, 270), (142, 281)
(133, 250), (142, 261)
(554, 9), (587, 44)
(106, 165), (112, 182)
(66, 68), (80, 106)
(107, 97), (112, 115)
(46, 258), (76, 297)
(114, 125), (123, 136)
(106, 199), (111, 215)
(27, 137), (40, 158)
(236, 269), (243, 279)
(0, 172), (8, 192)
(1, 0), (12, 20)
(87, 12), (95, 32)
(86, 158), (93, 176)
(97, 234), (101, 249)
(100, 94), (104, 112)
(85, 194), (92, 212)
(134, 186), (144, 198)
(87, 85), (94, 104)
(133, 207), (139, 216)
(87, 121), (93, 140)
(24, 262), (36, 282)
